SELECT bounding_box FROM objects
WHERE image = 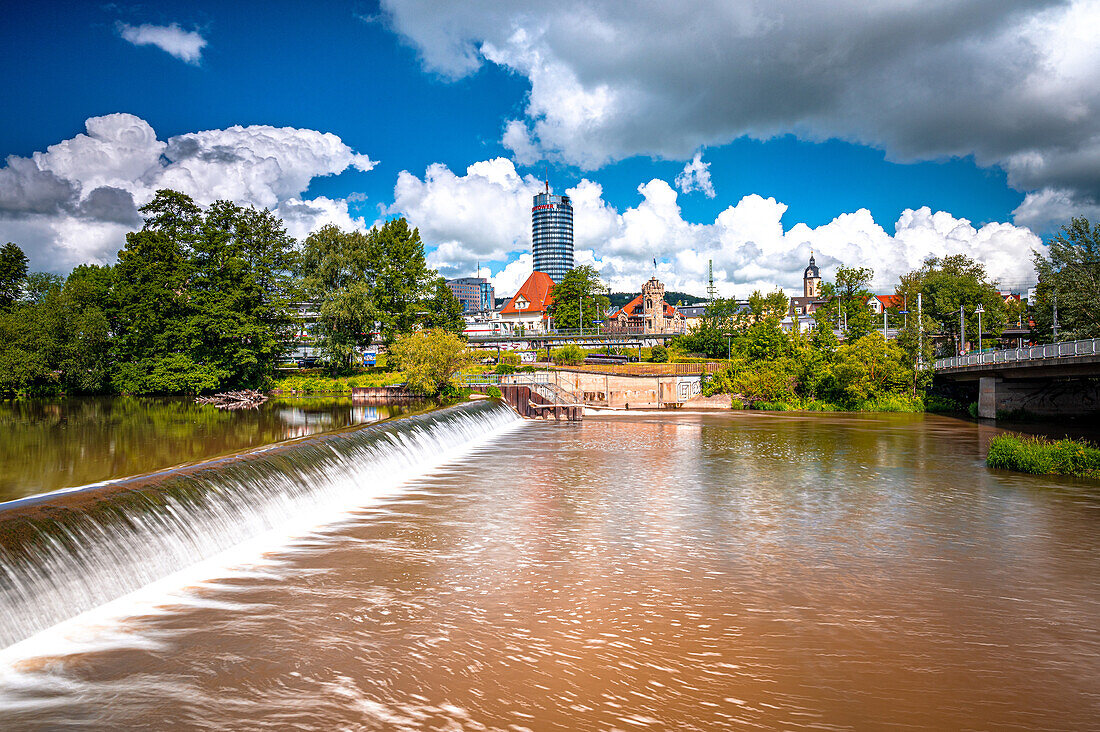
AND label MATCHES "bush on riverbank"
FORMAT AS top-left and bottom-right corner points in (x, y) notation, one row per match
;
(987, 433), (1100, 479)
